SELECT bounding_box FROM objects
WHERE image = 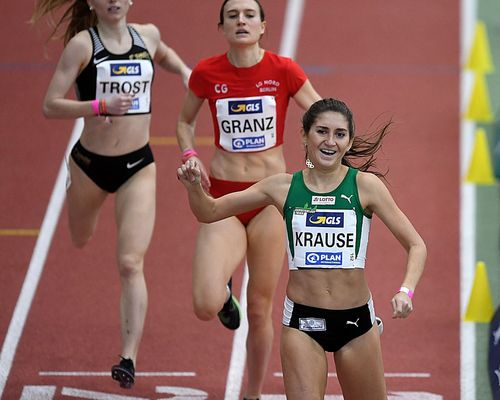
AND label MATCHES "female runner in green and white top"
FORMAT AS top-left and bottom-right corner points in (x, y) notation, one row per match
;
(177, 98), (426, 400)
